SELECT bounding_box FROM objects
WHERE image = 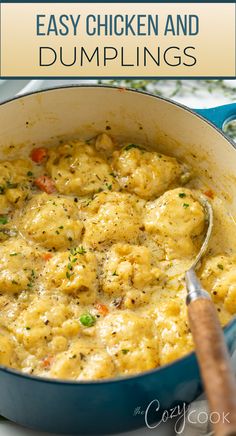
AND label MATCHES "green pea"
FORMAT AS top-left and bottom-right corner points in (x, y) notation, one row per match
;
(0, 216), (8, 225)
(79, 313), (96, 328)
